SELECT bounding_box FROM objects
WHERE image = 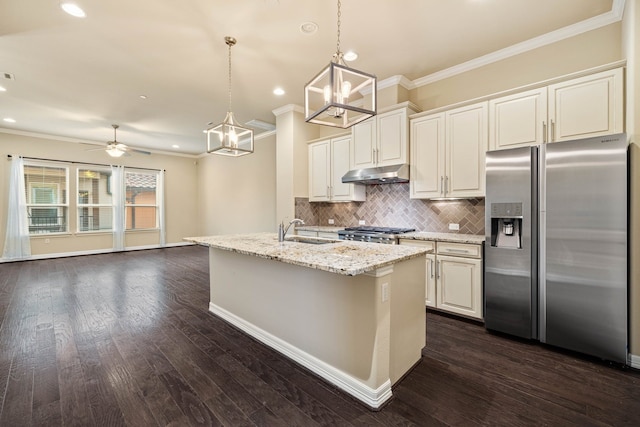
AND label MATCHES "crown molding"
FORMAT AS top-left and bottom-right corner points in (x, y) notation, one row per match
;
(374, 75), (415, 92)
(412, 0), (626, 88)
(272, 104), (305, 117)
